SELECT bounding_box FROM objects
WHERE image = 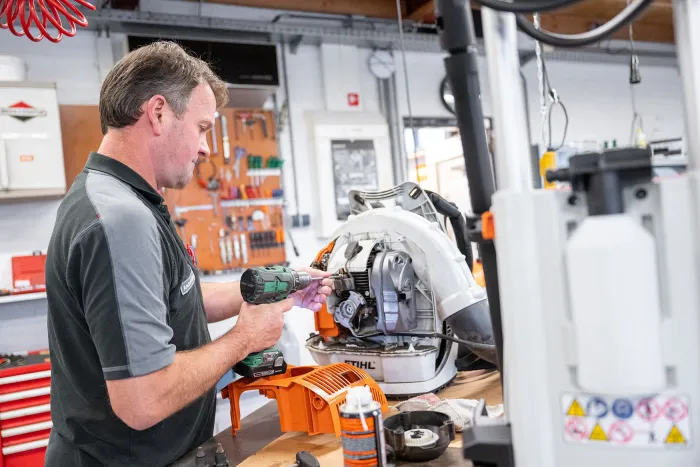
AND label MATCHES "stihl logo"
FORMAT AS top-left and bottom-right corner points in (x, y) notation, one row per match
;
(0, 101), (47, 122)
(345, 360), (376, 370)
